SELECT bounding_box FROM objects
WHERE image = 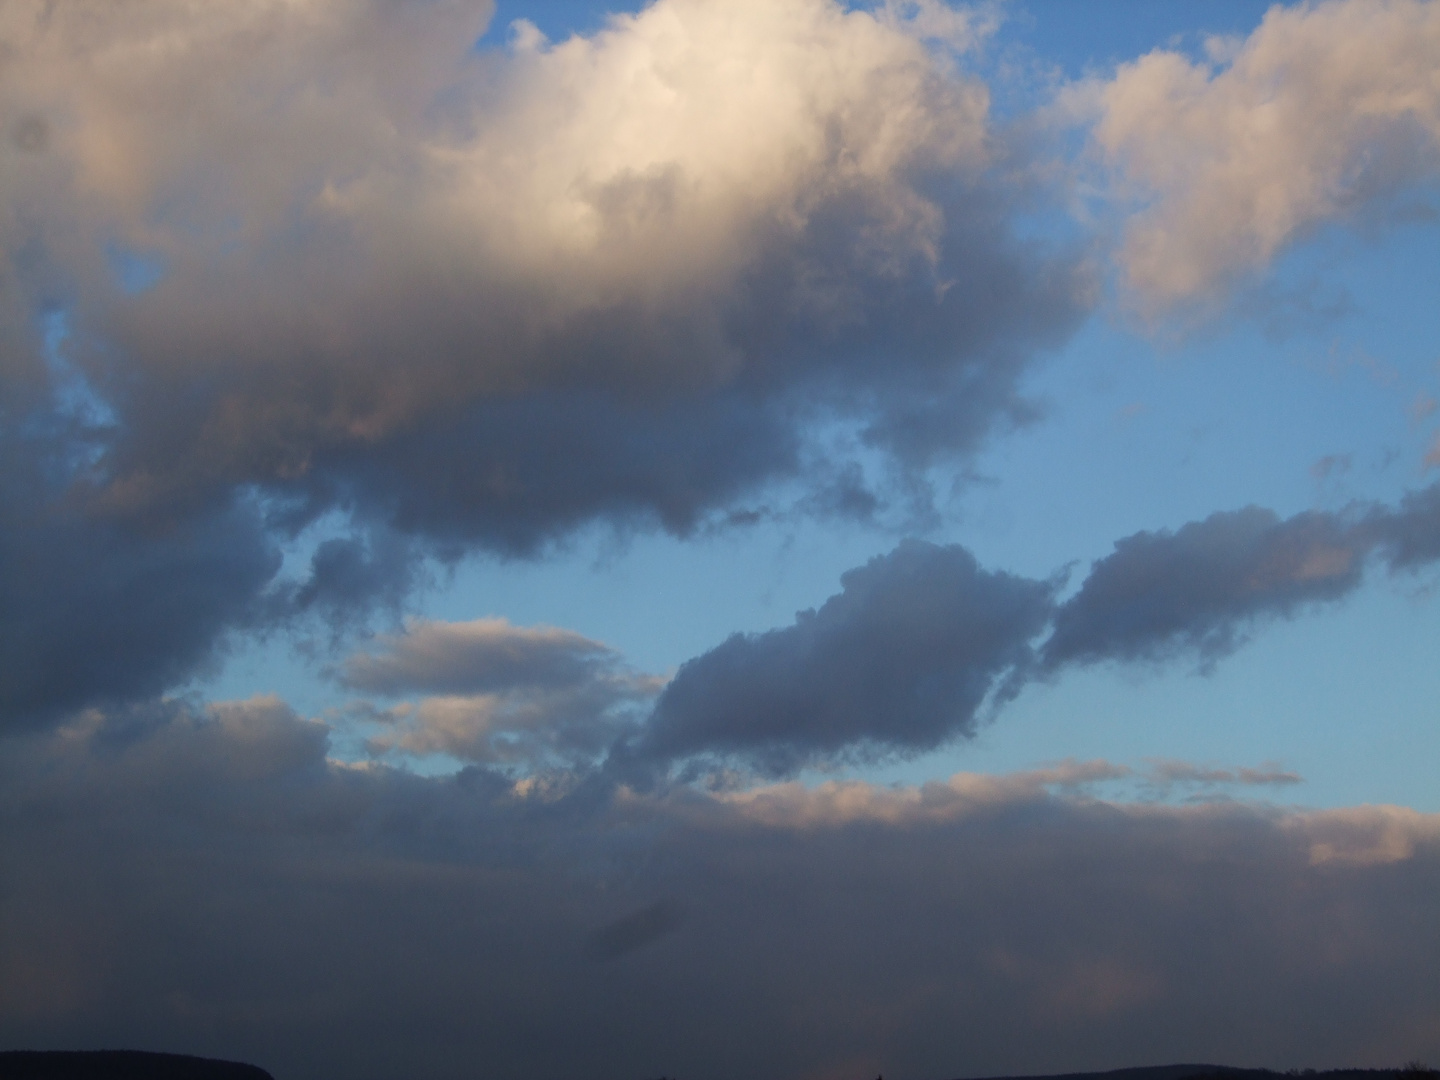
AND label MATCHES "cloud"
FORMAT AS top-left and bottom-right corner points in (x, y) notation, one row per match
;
(341, 618), (659, 768)
(1137, 759), (1303, 802)
(0, 0), (1096, 727)
(1083, 0), (1440, 314)
(340, 618), (620, 696)
(586, 899), (687, 960)
(361, 679), (657, 768)
(286, 527), (424, 627)
(3, 703), (1440, 1079)
(617, 482), (1440, 776)
(1042, 505), (1369, 671)
(1145, 760), (1303, 788)
(1366, 480), (1440, 569)
(631, 539), (1056, 775)
(2, 0), (1086, 545)
(0, 426), (280, 731)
